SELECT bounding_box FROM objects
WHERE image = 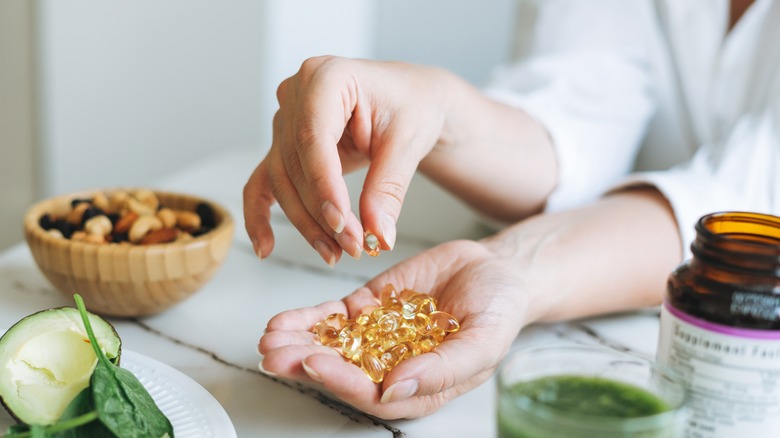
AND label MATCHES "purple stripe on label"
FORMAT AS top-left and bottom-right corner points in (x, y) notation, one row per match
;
(665, 302), (780, 339)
